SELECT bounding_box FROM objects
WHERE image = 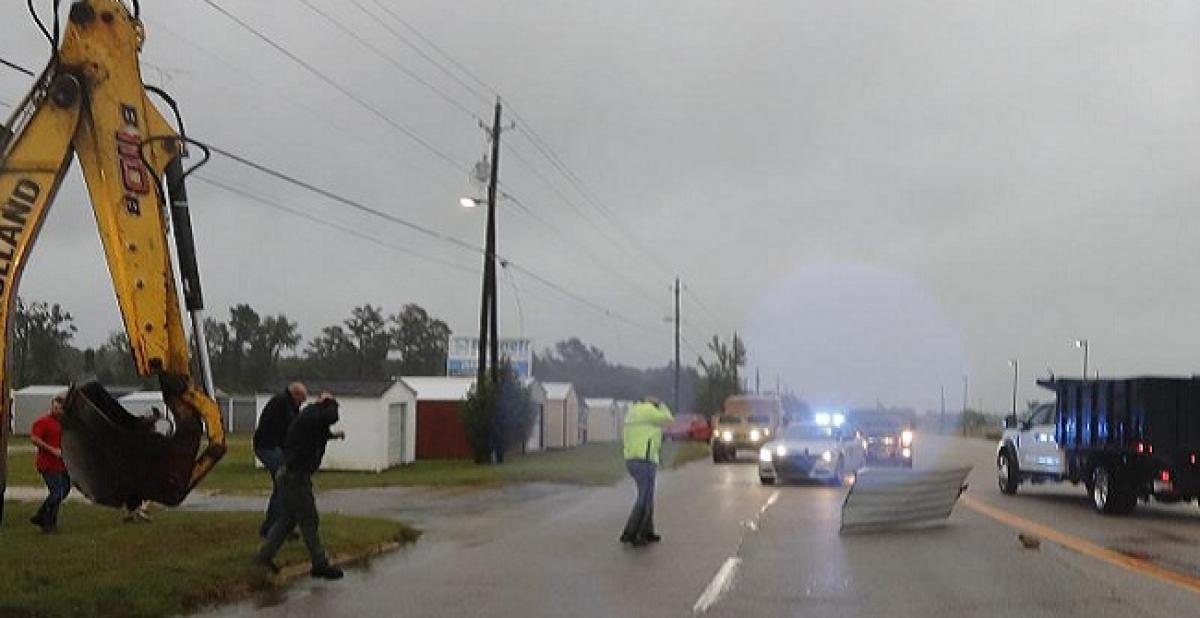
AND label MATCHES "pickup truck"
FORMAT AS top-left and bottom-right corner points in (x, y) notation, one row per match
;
(996, 377), (1200, 514)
